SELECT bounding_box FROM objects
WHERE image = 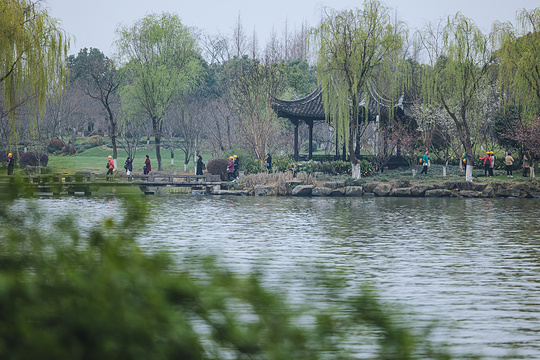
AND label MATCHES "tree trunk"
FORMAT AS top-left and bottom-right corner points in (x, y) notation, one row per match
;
(111, 134), (118, 170)
(443, 161), (447, 177)
(152, 117), (163, 171)
(352, 163), (362, 179)
(466, 164), (473, 182)
(349, 129), (361, 179)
